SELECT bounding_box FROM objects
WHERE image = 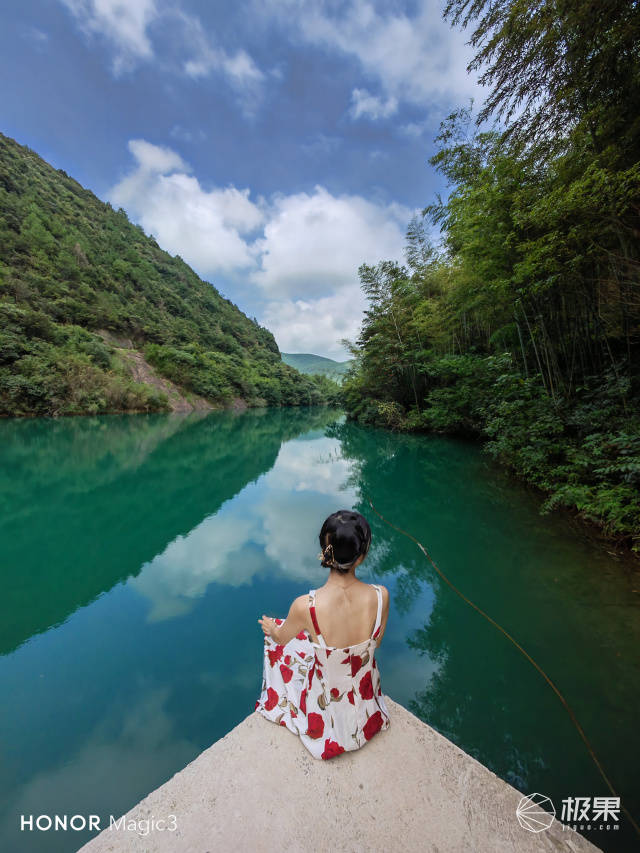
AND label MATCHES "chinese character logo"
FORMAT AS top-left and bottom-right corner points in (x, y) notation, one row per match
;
(516, 793), (556, 832)
(561, 797), (620, 825)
